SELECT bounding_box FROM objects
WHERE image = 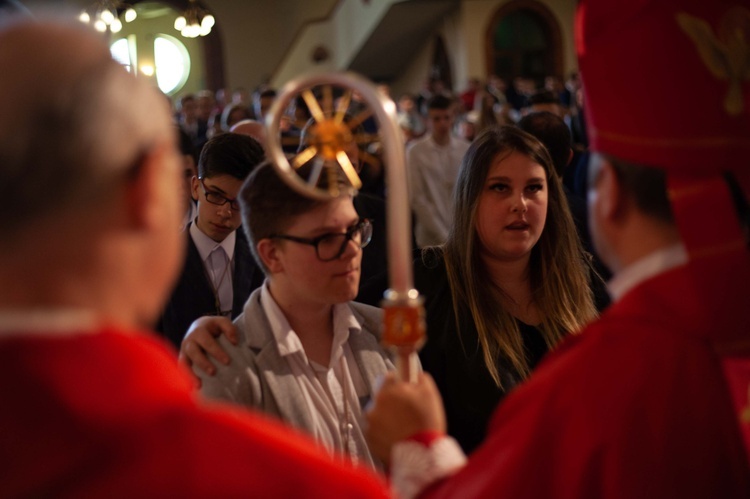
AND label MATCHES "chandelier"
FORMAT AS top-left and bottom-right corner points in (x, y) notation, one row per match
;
(174, 0), (215, 38)
(78, 1), (137, 34)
